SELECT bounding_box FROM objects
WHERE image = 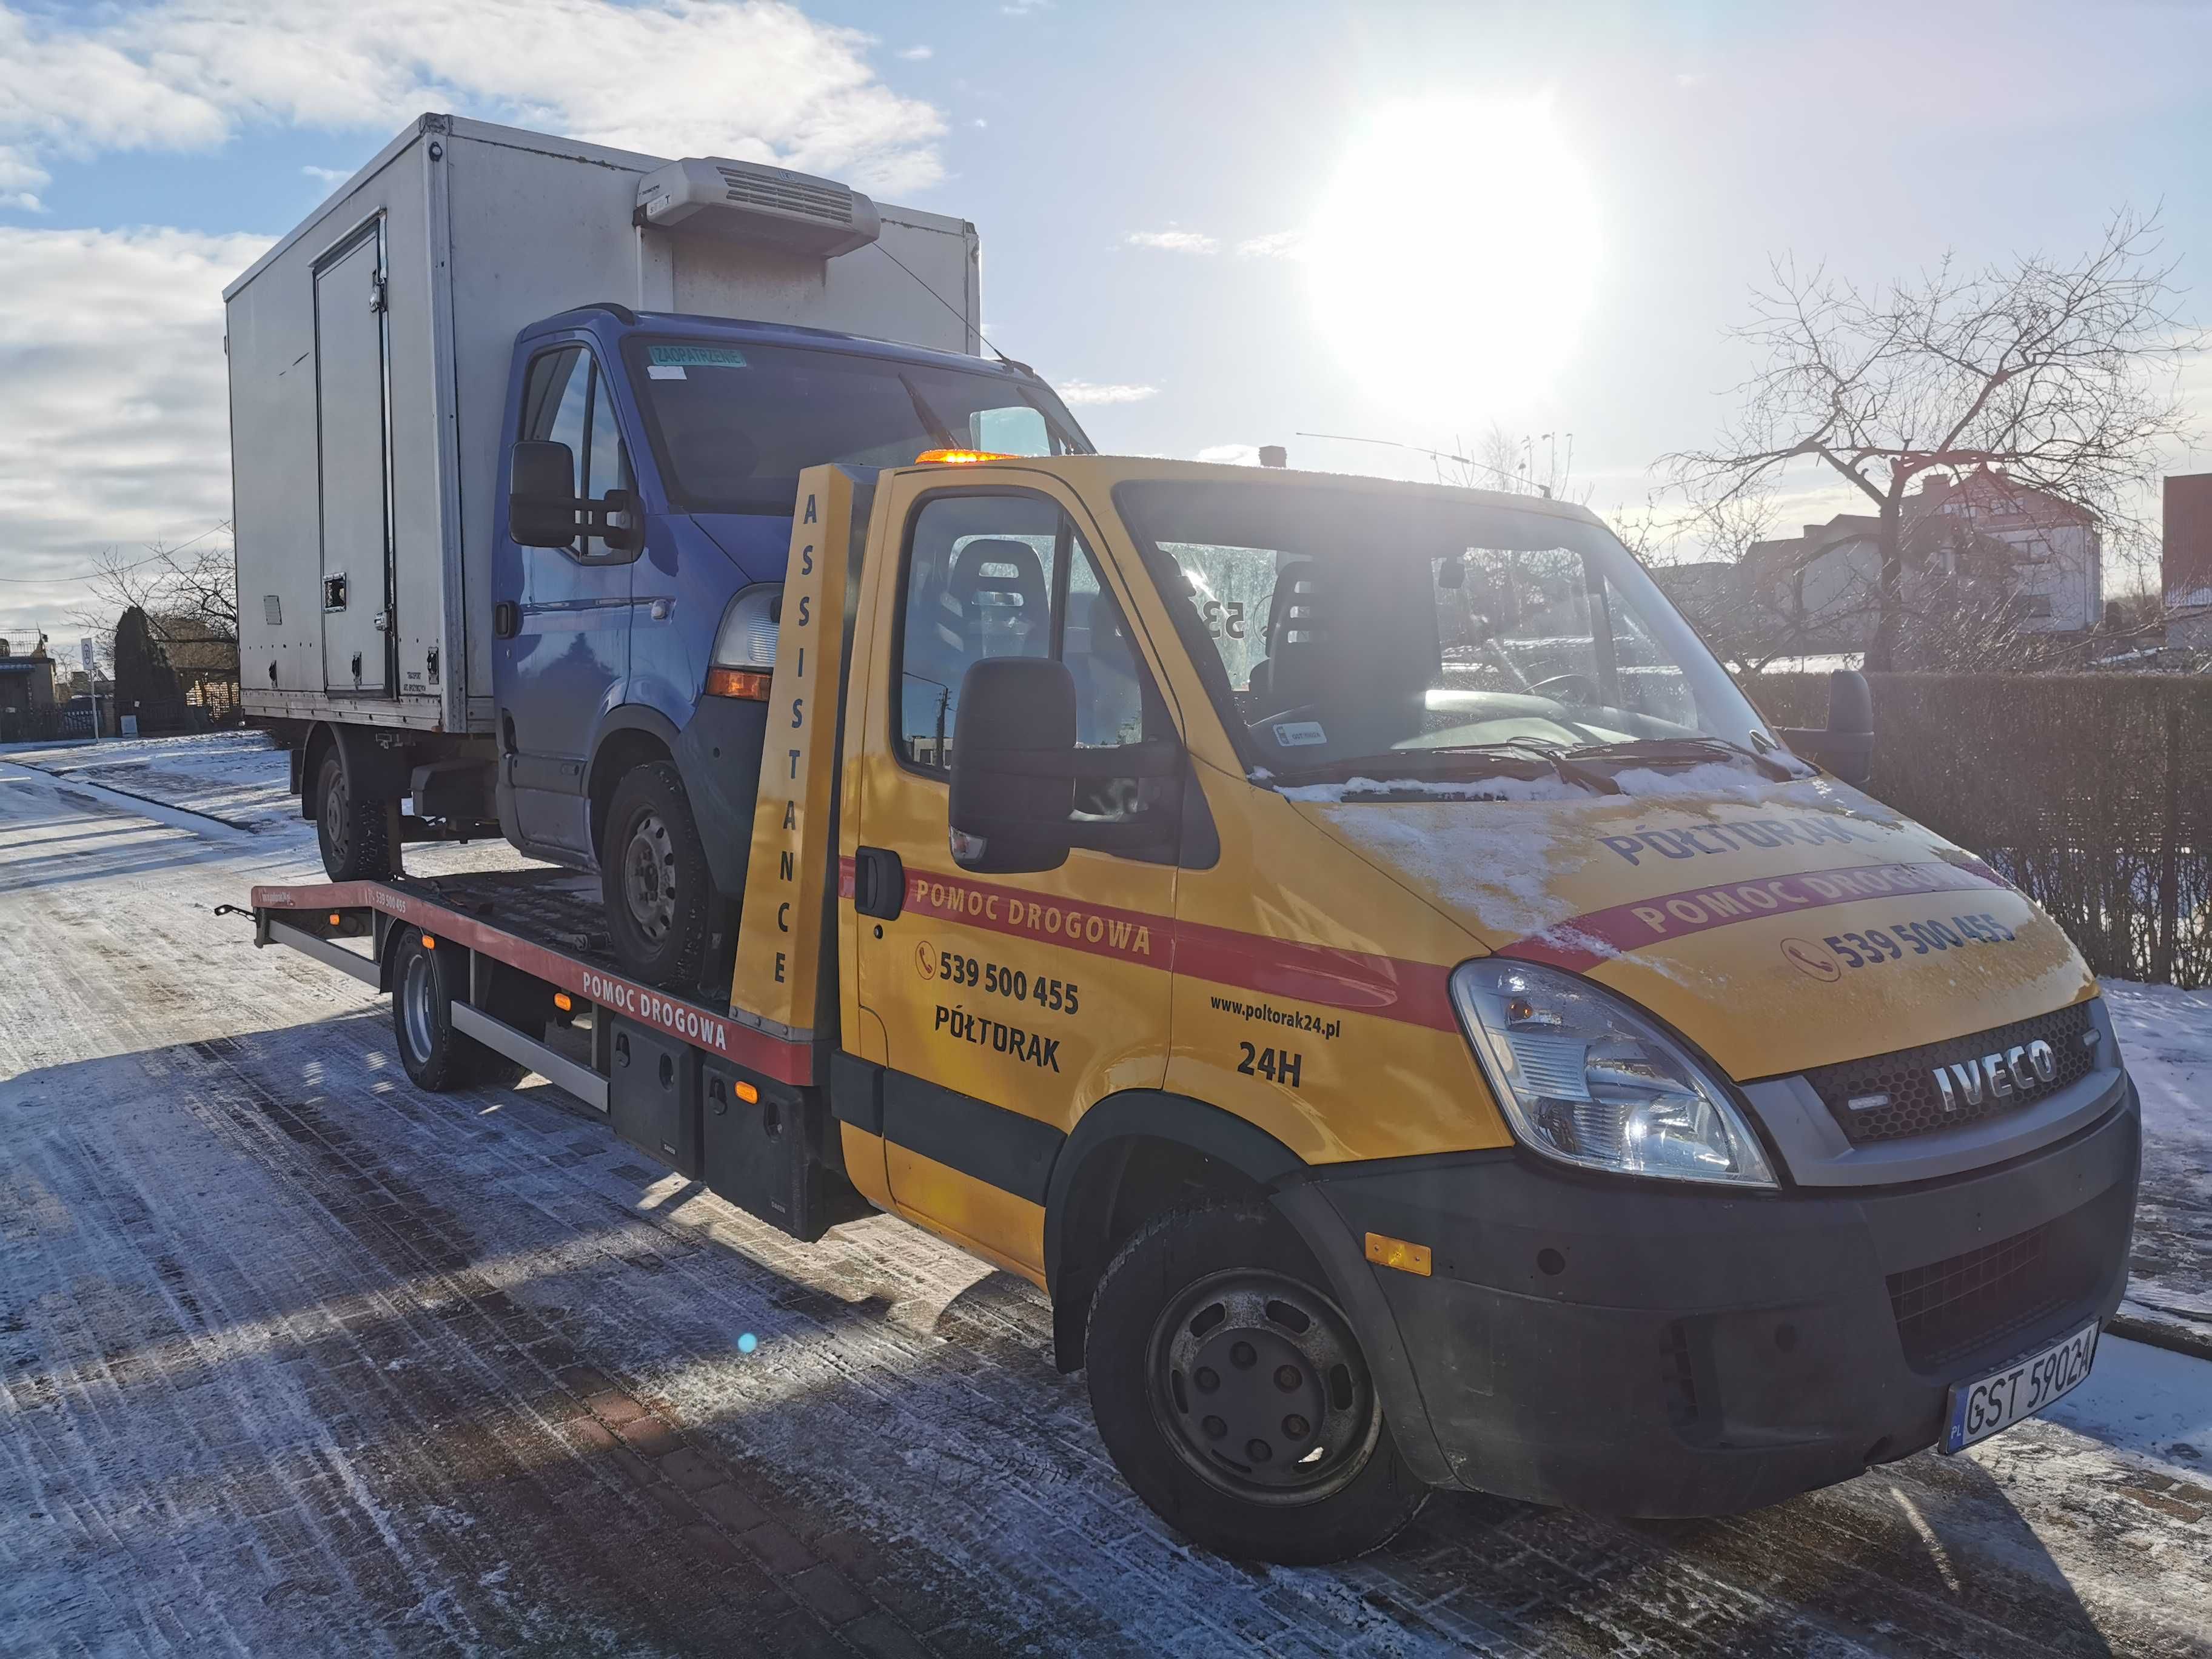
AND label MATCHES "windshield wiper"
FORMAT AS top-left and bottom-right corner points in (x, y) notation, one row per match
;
(899, 375), (959, 449)
(1563, 736), (1804, 783)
